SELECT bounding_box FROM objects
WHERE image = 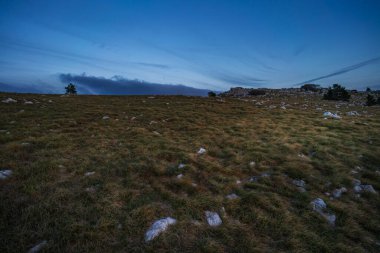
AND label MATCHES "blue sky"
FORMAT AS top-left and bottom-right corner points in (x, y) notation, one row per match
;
(0, 0), (380, 94)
